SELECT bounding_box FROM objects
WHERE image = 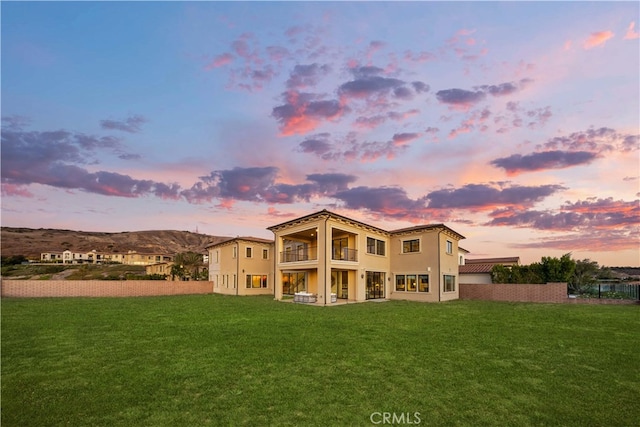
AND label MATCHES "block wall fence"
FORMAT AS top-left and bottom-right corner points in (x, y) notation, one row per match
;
(1, 280), (636, 304)
(460, 282), (638, 305)
(0, 280), (213, 298)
